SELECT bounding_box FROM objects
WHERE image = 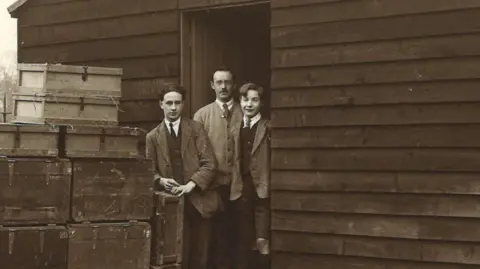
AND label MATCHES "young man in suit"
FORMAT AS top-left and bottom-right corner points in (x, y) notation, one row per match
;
(193, 68), (243, 269)
(230, 82), (270, 269)
(146, 84), (219, 269)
